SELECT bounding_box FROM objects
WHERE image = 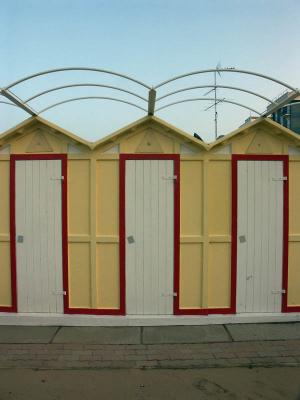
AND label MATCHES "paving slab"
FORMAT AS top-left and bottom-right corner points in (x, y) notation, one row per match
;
(226, 323), (300, 341)
(0, 326), (58, 343)
(53, 327), (141, 344)
(142, 325), (230, 344)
